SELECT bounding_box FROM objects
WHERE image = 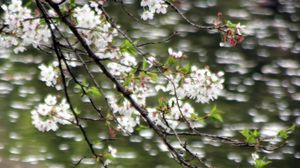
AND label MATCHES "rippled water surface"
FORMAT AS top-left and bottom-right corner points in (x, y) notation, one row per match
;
(0, 0), (300, 167)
